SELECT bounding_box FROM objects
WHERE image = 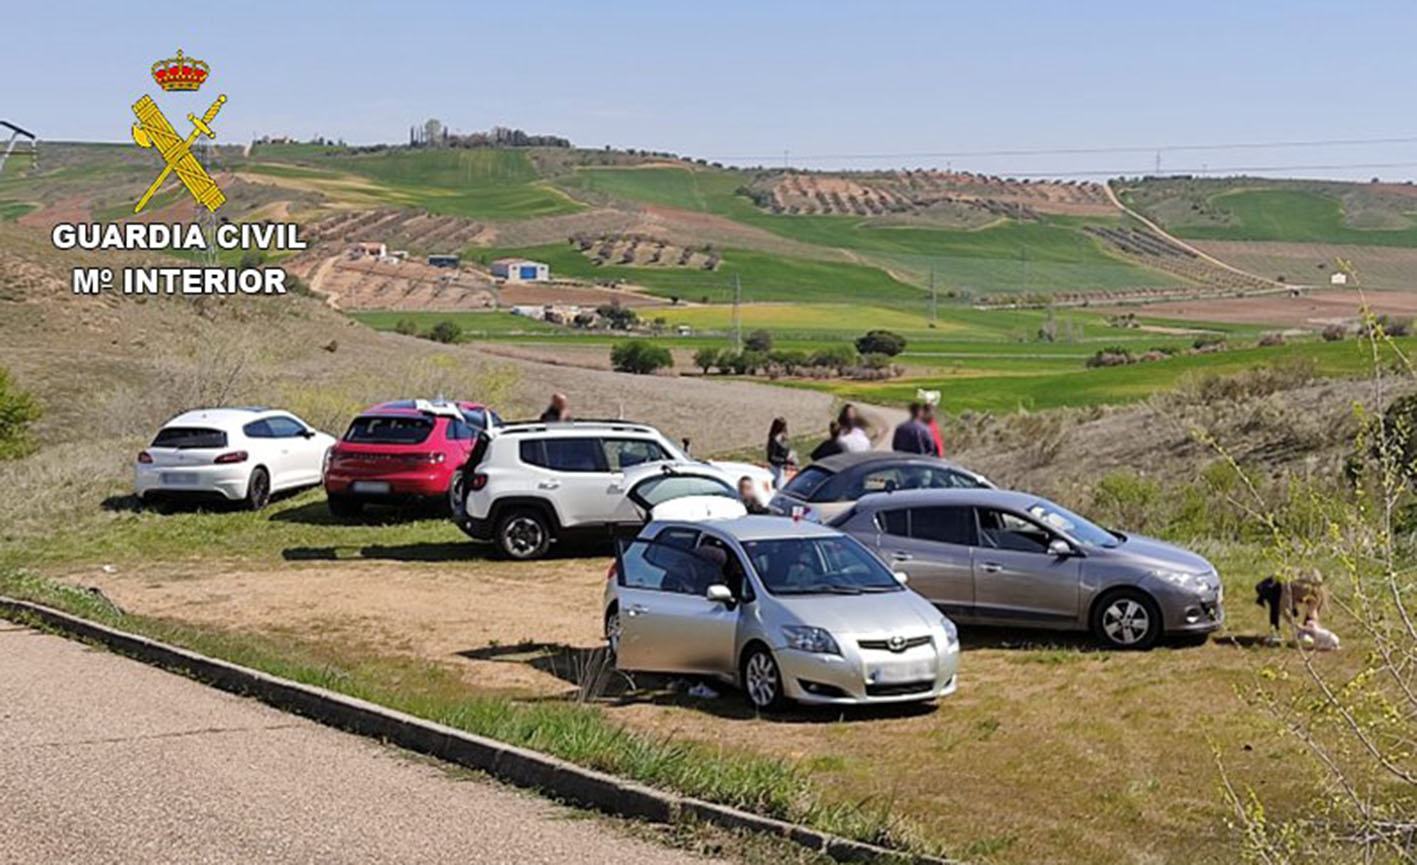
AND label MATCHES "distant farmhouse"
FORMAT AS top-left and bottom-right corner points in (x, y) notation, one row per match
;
(1330, 272), (1349, 286)
(491, 257), (550, 282)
